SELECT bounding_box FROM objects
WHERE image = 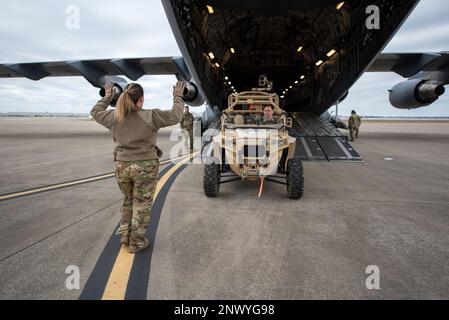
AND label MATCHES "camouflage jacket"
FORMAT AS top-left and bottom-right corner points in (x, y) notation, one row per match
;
(348, 114), (361, 129)
(90, 96), (184, 161)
